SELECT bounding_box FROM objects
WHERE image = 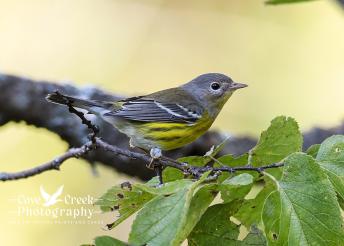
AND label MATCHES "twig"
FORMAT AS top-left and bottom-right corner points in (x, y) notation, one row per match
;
(0, 142), (93, 181)
(214, 162), (284, 173)
(94, 138), (185, 172)
(54, 91), (99, 144)
(95, 138), (284, 177)
(0, 100), (285, 182)
(0, 136), (284, 182)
